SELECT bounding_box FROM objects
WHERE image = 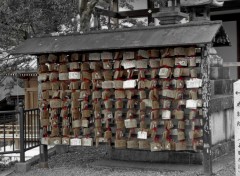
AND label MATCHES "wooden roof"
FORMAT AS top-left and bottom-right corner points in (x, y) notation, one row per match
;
(11, 21), (230, 55)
